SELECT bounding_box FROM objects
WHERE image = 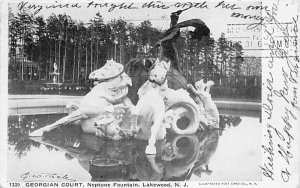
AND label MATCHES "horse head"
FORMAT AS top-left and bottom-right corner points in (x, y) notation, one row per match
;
(88, 59), (132, 104)
(89, 59), (132, 88)
(148, 58), (171, 86)
(125, 57), (155, 104)
(125, 56), (189, 104)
